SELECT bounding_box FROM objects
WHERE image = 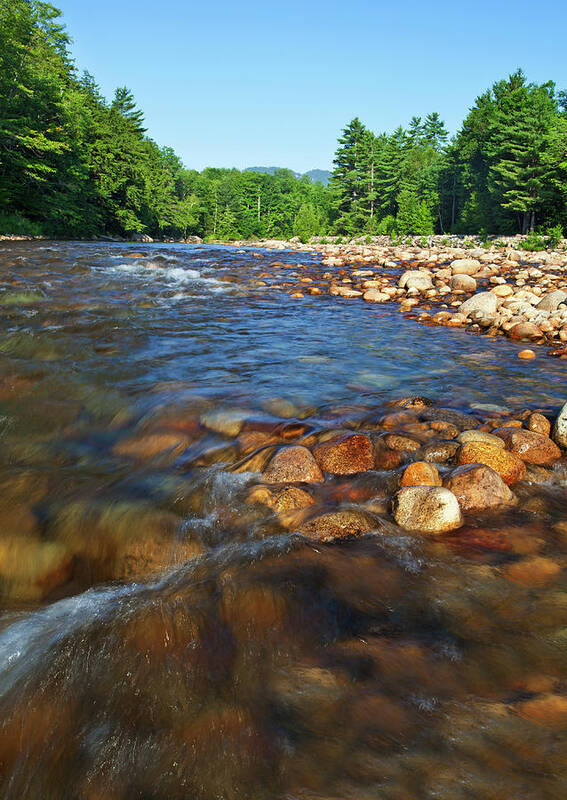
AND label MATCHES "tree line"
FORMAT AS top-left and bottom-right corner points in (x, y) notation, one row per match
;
(1, 1), (566, 241)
